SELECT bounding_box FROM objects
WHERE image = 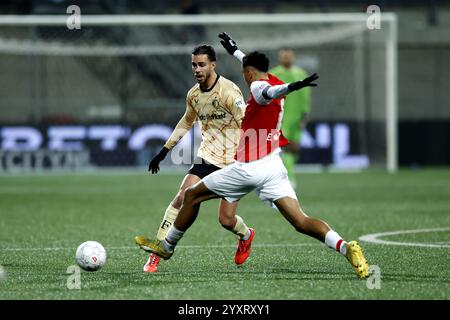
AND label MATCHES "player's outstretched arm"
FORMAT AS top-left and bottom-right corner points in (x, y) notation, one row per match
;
(251, 74), (319, 105)
(219, 32), (245, 62)
(288, 73), (319, 91)
(266, 73), (319, 99)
